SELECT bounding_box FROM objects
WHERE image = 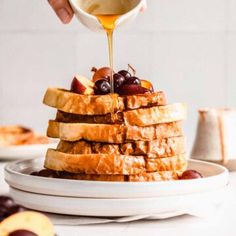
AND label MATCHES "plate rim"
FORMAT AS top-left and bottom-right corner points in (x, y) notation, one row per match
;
(4, 157), (229, 186)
